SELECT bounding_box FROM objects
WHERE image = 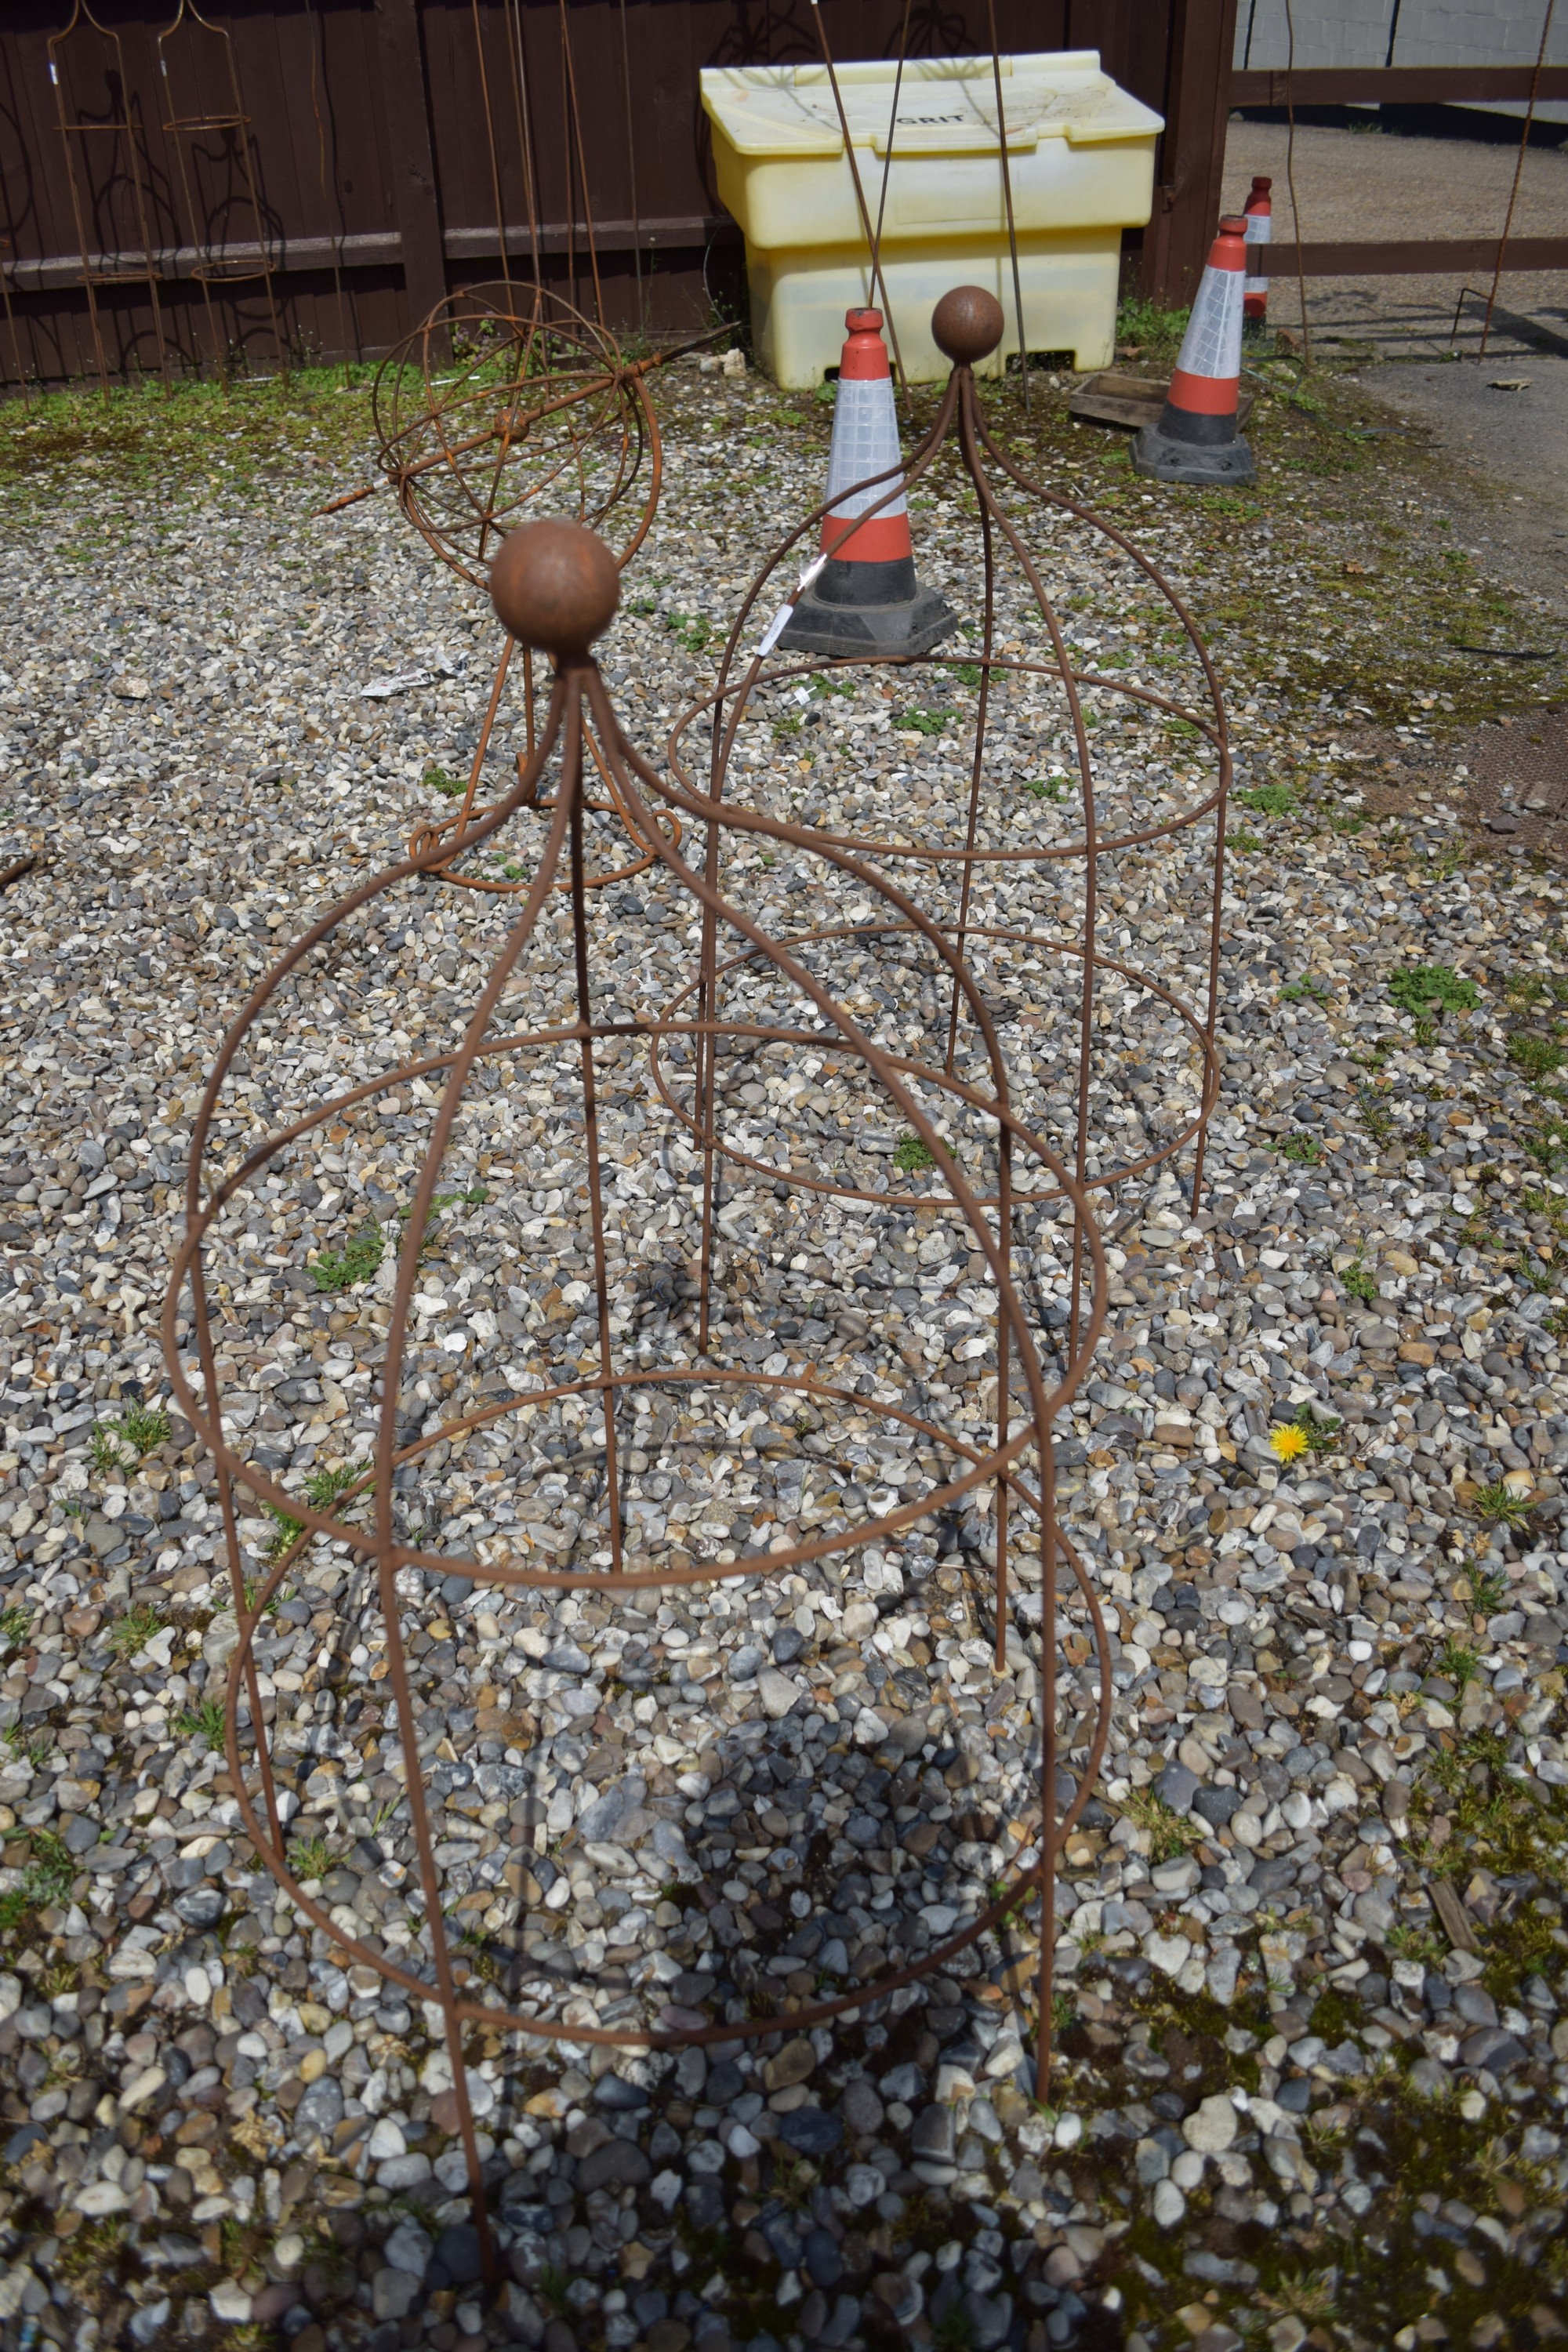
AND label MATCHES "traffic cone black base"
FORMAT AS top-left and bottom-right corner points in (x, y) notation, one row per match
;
(777, 557), (955, 657)
(1131, 423), (1255, 487)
